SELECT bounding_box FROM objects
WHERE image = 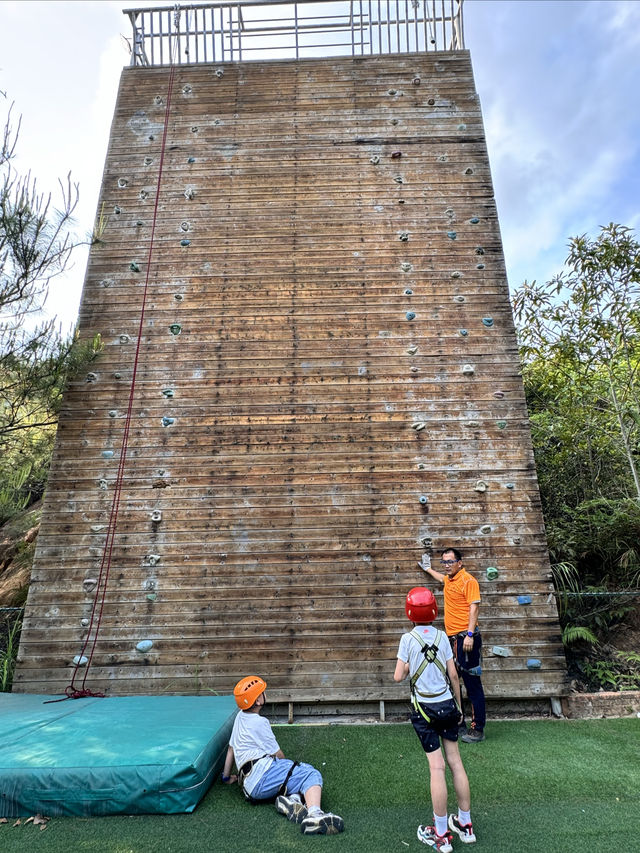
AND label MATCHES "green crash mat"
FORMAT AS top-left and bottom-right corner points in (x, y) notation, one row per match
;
(0, 693), (237, 817)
